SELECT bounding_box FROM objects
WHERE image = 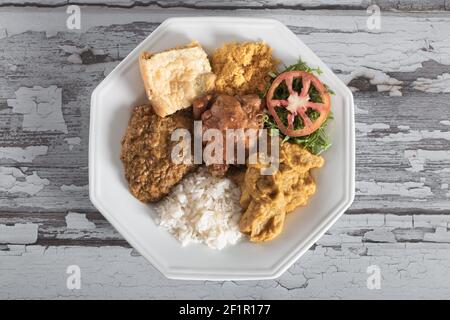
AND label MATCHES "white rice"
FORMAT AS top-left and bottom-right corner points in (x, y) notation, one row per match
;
(155, 167), (243, 250)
